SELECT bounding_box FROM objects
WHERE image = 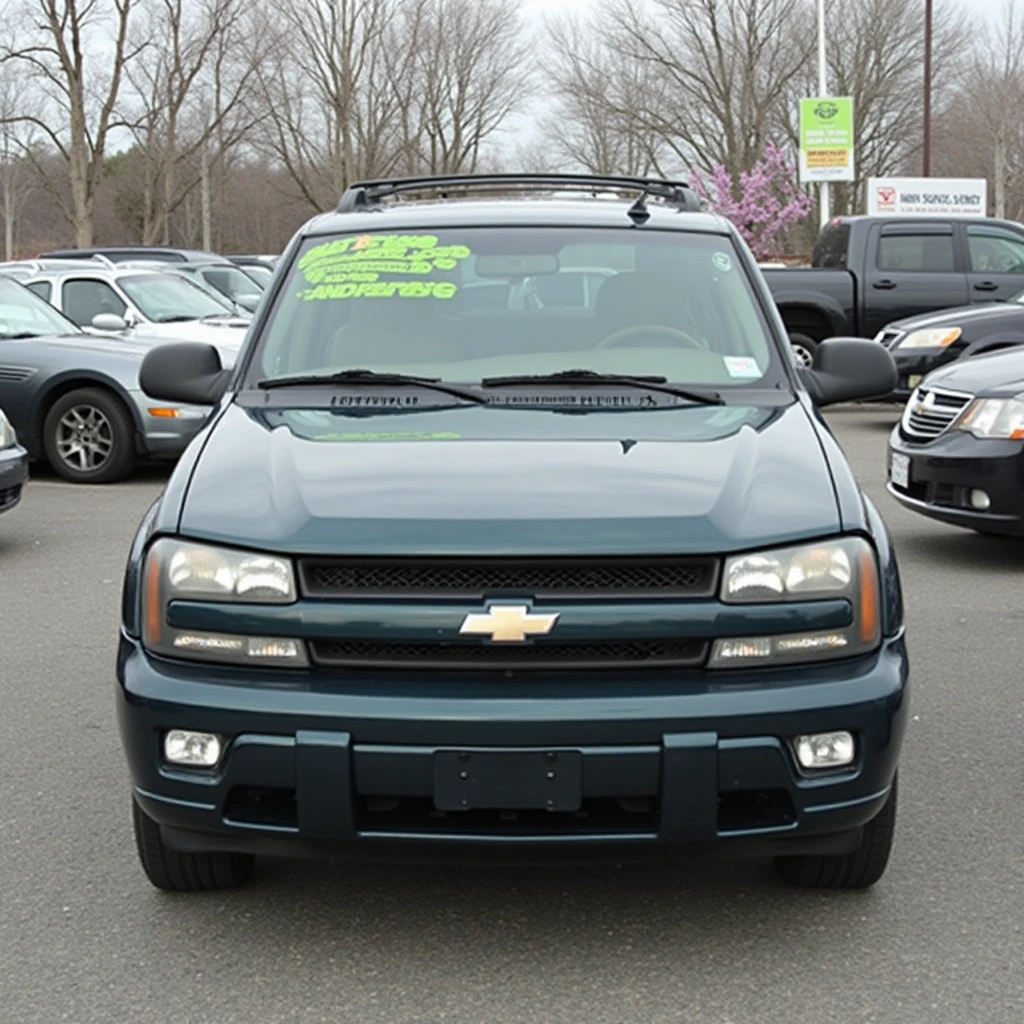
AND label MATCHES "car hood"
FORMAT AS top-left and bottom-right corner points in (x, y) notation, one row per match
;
(887, 301), (1021, 333)
(127, 318), (248, 348)
(925, 347), (1024, 395)
(178, 398), (841, 555)
(16, 329), (241, 366)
